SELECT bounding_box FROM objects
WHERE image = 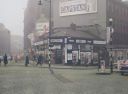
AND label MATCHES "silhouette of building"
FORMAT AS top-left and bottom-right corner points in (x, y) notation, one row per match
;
(0, 23), (11, 55)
